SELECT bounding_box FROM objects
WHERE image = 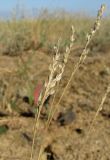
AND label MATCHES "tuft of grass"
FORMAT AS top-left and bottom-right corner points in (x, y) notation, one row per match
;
(0, 20), (32, 55)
